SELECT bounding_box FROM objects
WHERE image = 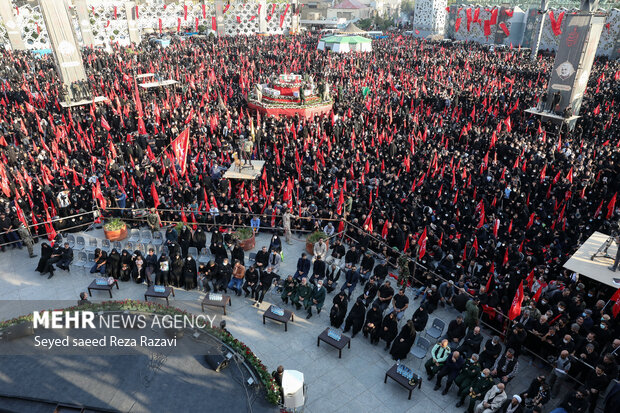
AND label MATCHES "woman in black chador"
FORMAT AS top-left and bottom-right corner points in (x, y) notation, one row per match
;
(182, 255), (198, 290)
(390, 320), (417, 360)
